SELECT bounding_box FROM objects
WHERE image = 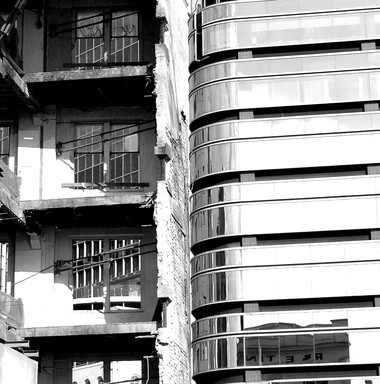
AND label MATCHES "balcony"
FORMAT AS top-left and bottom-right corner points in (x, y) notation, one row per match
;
(23, 65), (154, 107)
